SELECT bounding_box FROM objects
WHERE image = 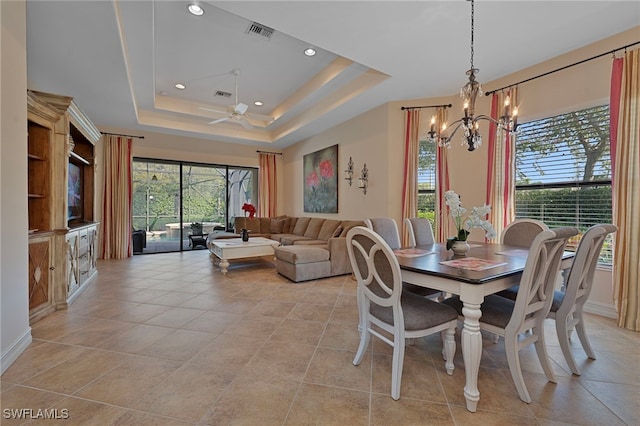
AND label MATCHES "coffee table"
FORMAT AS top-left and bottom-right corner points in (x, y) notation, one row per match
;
(209, 237), (280, 275)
